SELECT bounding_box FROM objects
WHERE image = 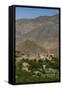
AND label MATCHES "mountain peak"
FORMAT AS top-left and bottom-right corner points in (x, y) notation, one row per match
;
(16, 14), (59, 57)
